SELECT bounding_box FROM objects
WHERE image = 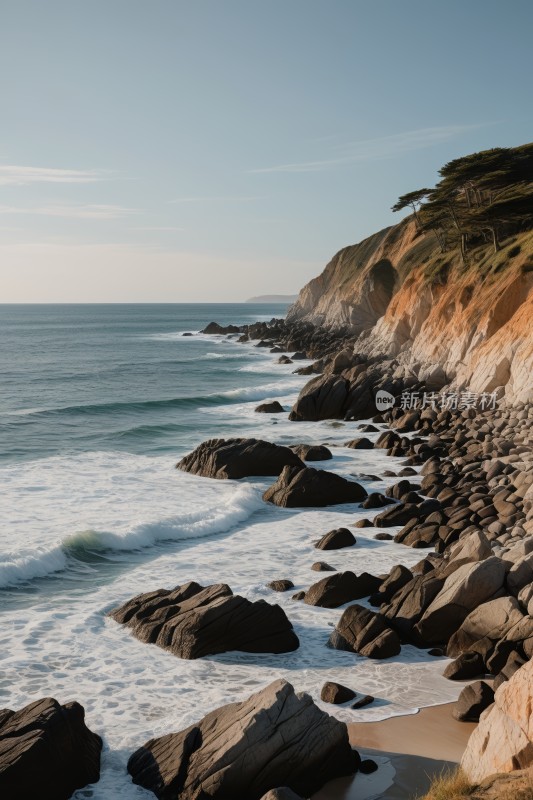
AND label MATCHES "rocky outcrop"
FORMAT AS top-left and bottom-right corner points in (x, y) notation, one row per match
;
(462, 658), (533, 782)
(263, 466), (367, 507)
(128, 679), (360, 800)
(0, 697), (102, 800)
(177, 438), (303, 479)
(255, 401), (284, 413)
(109, 581), (299, 658)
